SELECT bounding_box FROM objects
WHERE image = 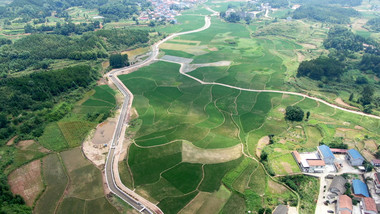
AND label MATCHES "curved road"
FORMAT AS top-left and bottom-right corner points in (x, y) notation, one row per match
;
(105, 11), (380, 214)
(105, 16), (212, 214)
